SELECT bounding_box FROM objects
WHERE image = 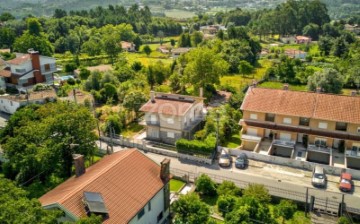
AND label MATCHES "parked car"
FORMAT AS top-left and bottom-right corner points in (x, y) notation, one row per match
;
(235, 153), (248, 169)
(219, 151), (232, 167)
(312, 165), (326, 188)
(339, 172), (352, 192)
